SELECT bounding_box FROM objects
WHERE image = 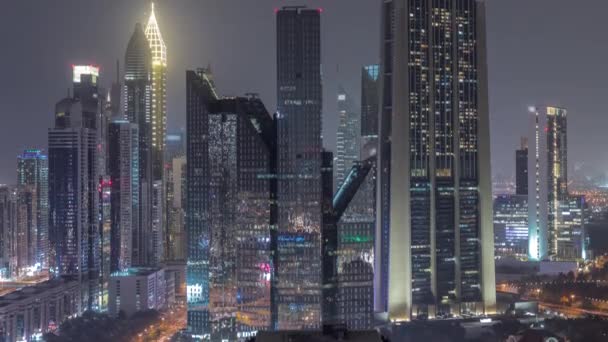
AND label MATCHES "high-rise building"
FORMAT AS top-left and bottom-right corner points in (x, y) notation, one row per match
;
(515, 138), (528, 196)
(165, 156), (186, 261)
(108, 120), (140, 272)
(49, 97), (98, 312)
(14, 185), (37, 276)
(186, 68), (218, 338)
(556, 195), (586, 261)
(0, 186), (16, 279)
(186, 68), (275, 339)
(124, 22), (152, 267)
(493, 194), (528, 259)
(377, 0), (495, 320)
(99, 176), (112, 312)
(145, 2), (167, 182)
(150, 180), (164, 264)
(528, 106), (568, 261)
(275, 6), (323, 330)
(335, 86), (360, 189)
(72, 65), (100, 130)
(361, 64), (379, 143)
(16, 149), (48, 270)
